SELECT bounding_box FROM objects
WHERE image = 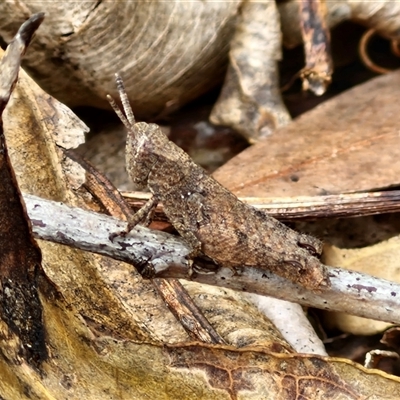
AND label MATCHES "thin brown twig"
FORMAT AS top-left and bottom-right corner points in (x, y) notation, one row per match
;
(65, 149), (132, 220)
(122, 190), (400, 221)
(152, 279), (225, 344)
